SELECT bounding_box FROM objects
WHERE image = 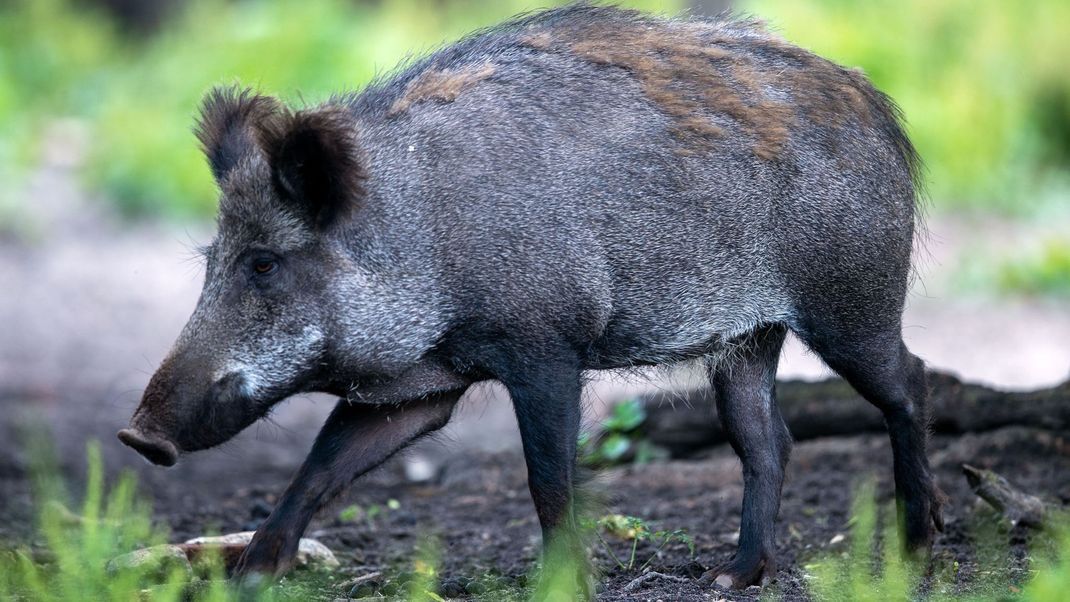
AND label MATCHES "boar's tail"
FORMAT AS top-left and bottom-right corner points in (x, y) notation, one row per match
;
(863, 81), (932, 285)
(868, 84), (926, 204)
